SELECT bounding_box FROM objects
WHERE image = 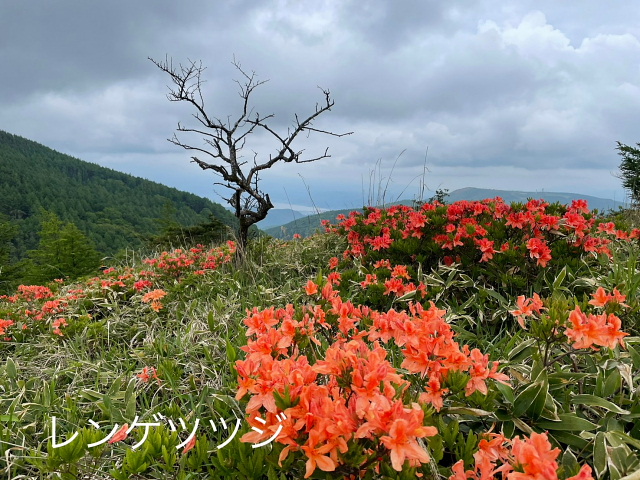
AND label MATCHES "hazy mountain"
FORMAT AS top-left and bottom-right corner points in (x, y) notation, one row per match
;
(256, 208), (310, 229)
